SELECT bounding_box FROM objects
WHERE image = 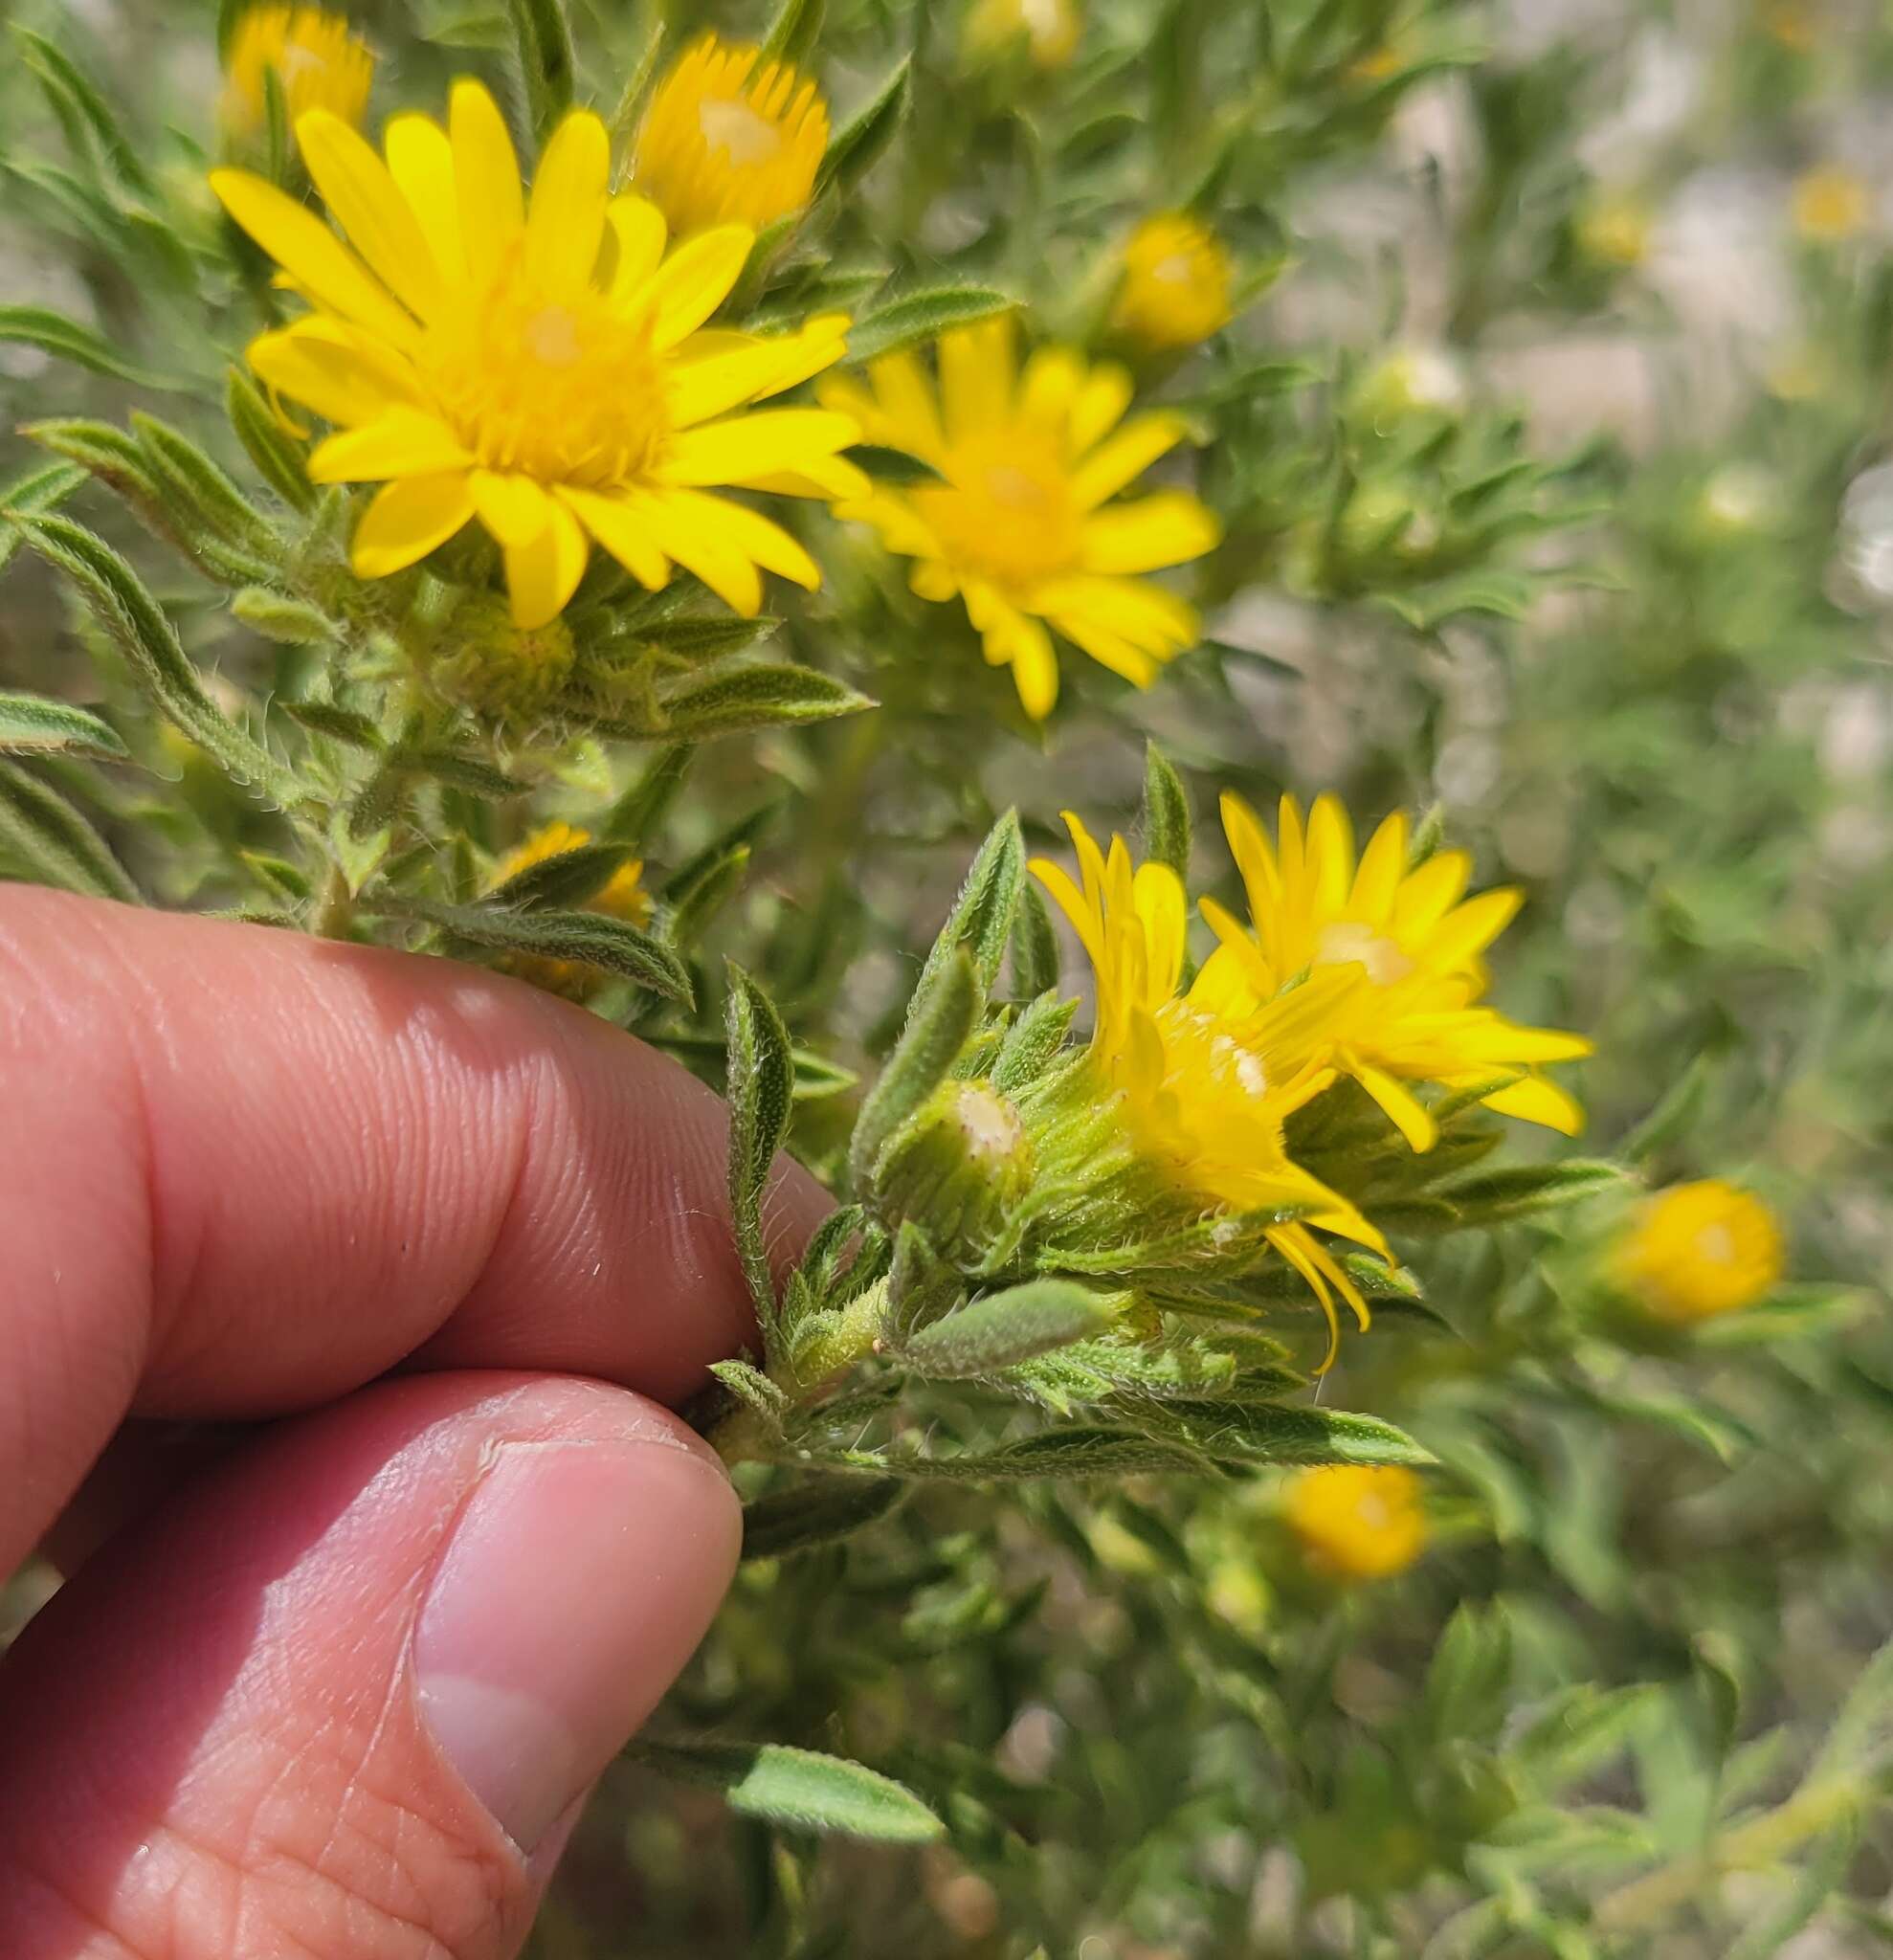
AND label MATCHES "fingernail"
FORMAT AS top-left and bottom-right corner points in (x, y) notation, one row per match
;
(412, 1430), (738, 1851)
